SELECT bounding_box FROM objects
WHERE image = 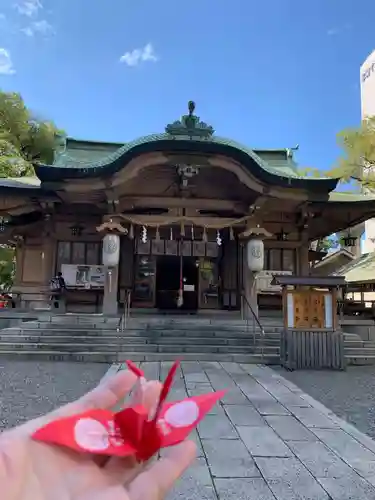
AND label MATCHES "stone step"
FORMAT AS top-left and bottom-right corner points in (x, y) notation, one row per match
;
(0, 328), (283, 340)
(0, 334), (281, 346)
(345, 347), (375, 356)
(346, 354), (375, 365)
(35, 321), (284, 333)
(0, 350), (279, 364)
(0, 342), (279, 355)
